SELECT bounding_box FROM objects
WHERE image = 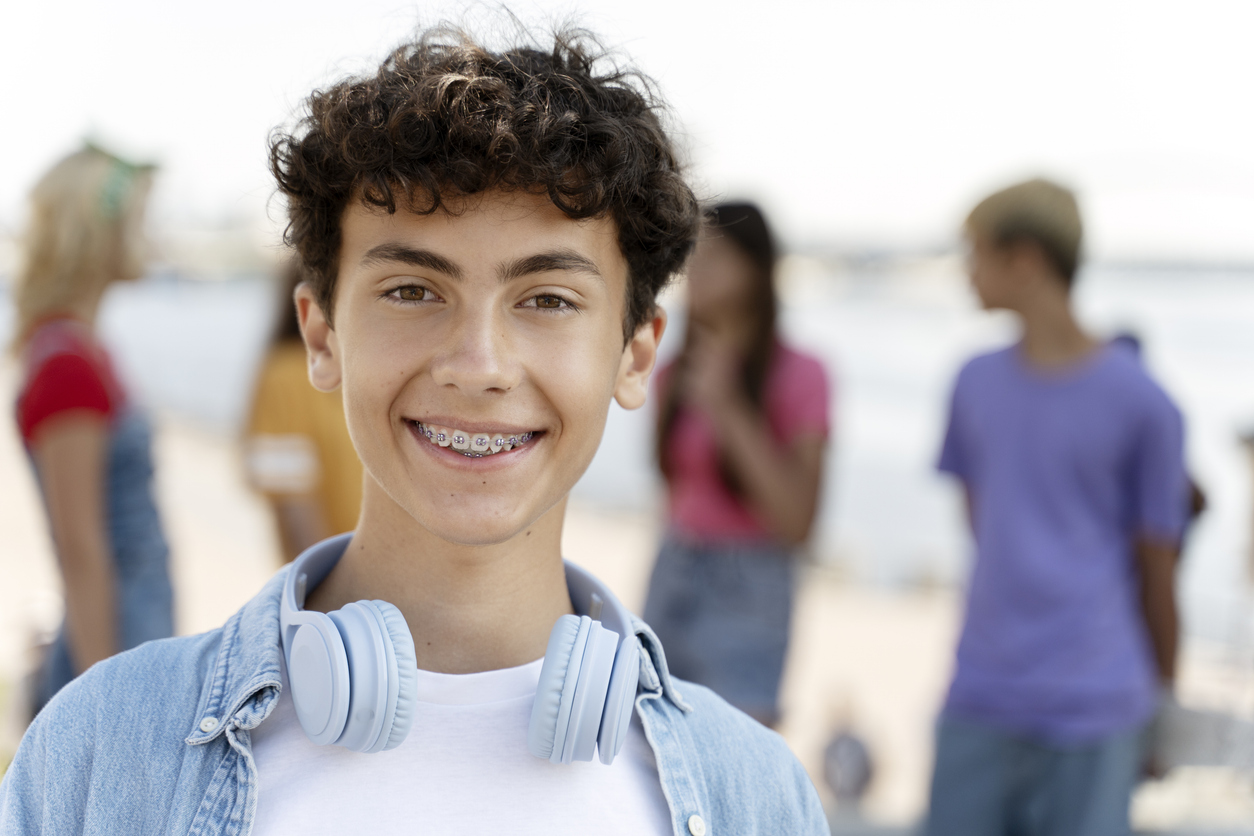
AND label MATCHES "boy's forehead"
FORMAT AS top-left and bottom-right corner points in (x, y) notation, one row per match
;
(340, 190), (623, 265)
